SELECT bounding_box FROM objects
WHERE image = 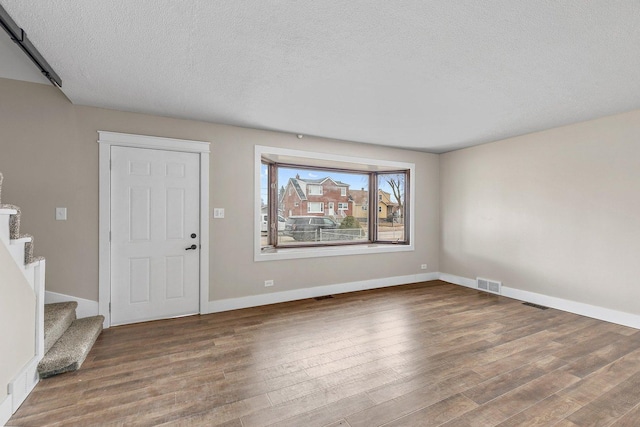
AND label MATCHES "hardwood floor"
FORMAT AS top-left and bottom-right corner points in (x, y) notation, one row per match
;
(9, 280), (640, 426)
